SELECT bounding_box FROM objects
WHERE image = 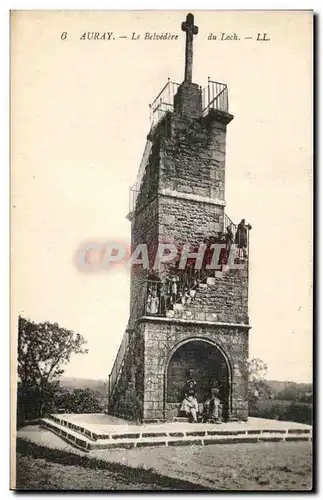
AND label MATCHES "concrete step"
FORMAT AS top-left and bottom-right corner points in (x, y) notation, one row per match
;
(41, 417), (312, 452)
